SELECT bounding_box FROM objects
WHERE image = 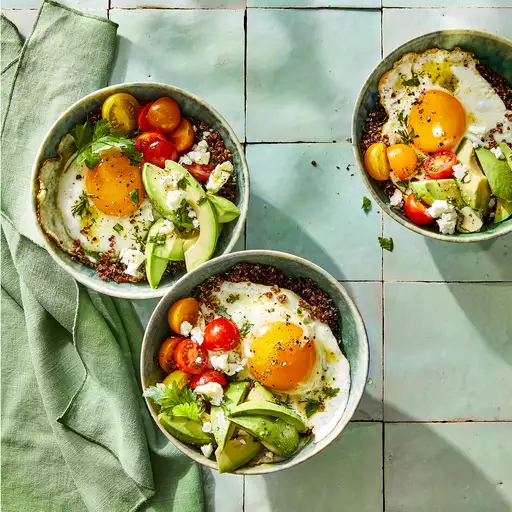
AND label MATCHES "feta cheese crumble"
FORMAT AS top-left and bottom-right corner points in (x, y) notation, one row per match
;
(159, 219), (175, 235)
(192, 218), (200, 228)
(389, 188), (403, 207)
(210, 351), (246, 376)
(187, 140), (210, 165)
(452, 163), (468, 182)
(180, 321), (193, 336)
(489, 197), (497, 209)
(426, 200), (453, 219)
(160, 171), (181, 190)
(200, 444), (213, 458)
(491, 146), (505, 160)
(437, 211), (458, 235)
(206, 161), (234, 192)
(119, 249), (145, 277)
(166, 190), (186, 211)
(178, 155), (193, 166)
(194, 382), (224, 406)
(202, 422), (212, 433)
(190, 326), (204, 345)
